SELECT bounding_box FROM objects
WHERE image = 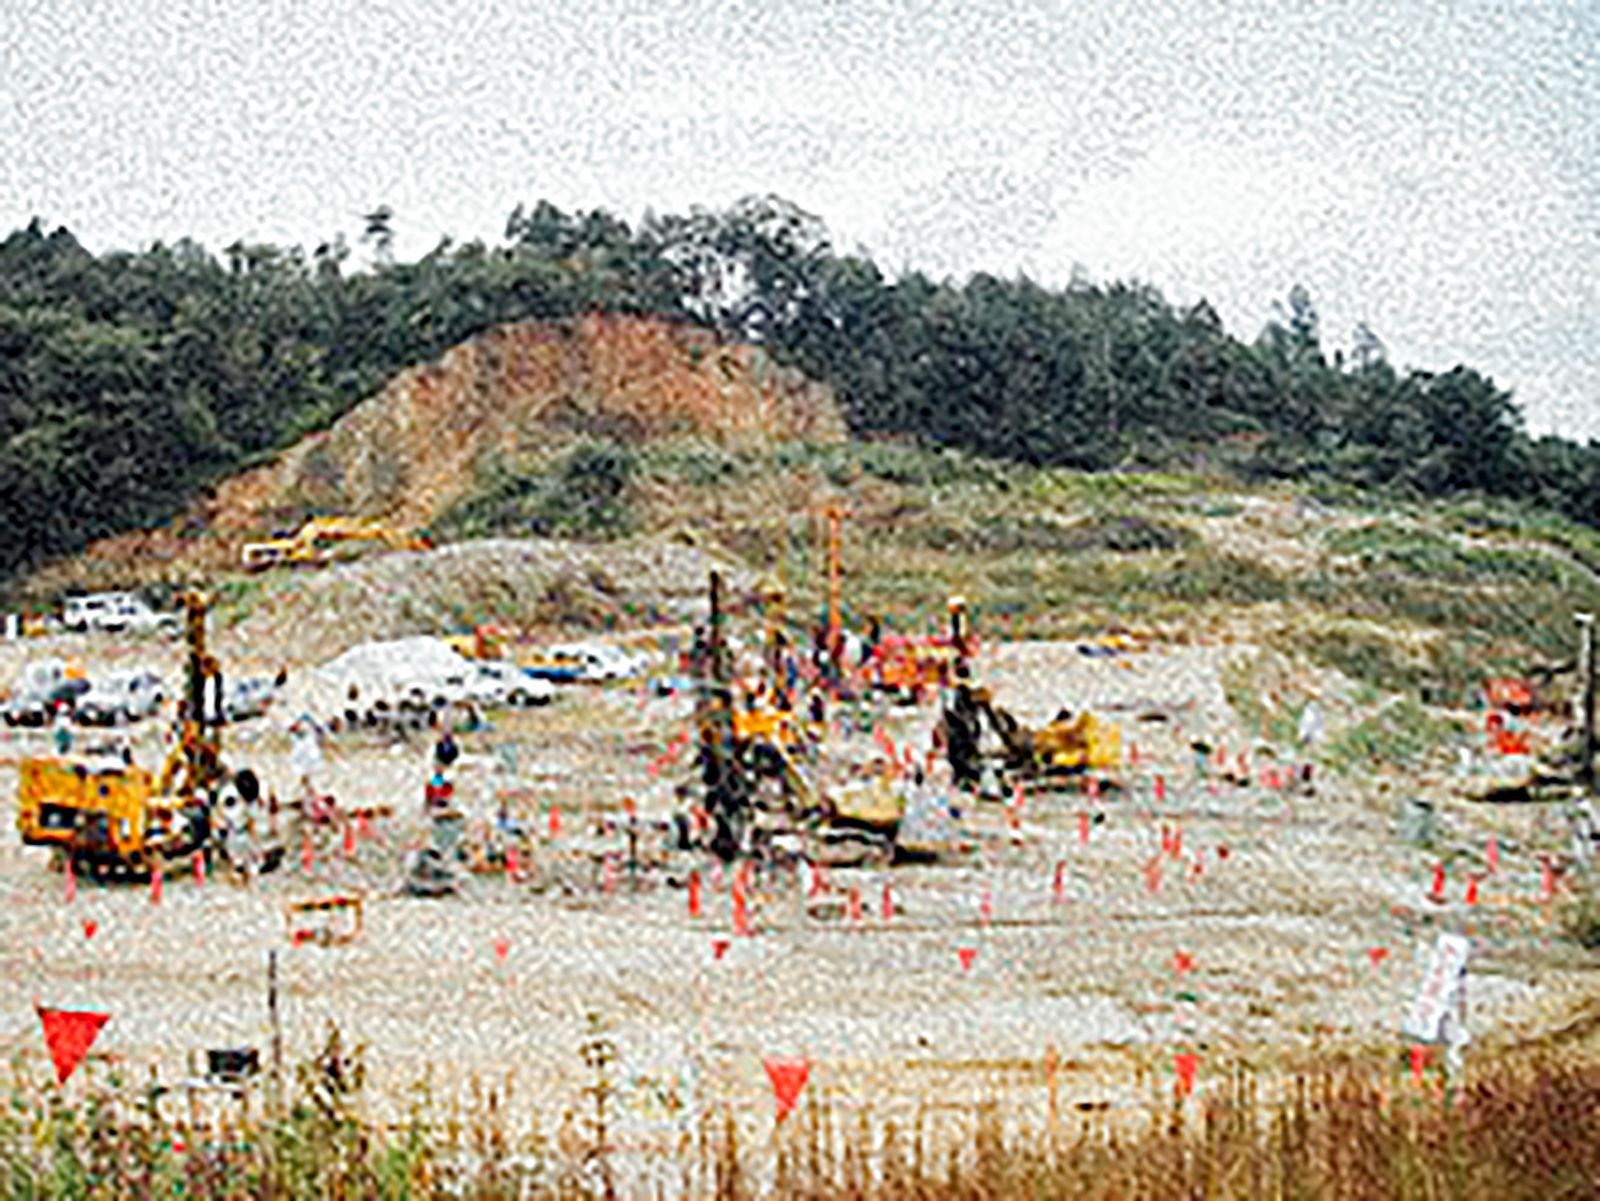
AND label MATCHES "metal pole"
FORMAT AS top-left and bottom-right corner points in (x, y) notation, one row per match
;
(268, 950), (283, 1118)
(1578, 613), (1595, 793)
